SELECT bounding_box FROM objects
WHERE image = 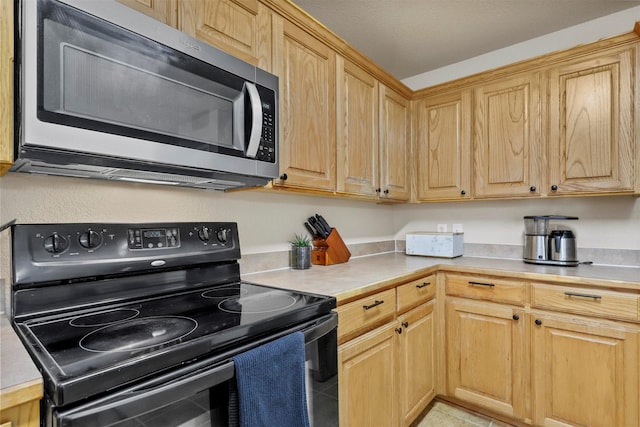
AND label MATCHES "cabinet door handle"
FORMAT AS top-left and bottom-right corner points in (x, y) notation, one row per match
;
(395, 327), (403, 334)
(468, 281), (495, 288)
(279, 173), (288, 180)
(535, 319), (542, 326)
(363, 300), (384, 310)
(375, 188), (381, 193)
(512, 314), (520, 321)
(383, 189), (389, 194)
(564, 292), (602, 300)
(416, 282), (431, 289)
(402, 321), (409, 328)
(529, 186), (536, 192)
(551, 184), (558, 191)
(460, 190), (466, 196)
